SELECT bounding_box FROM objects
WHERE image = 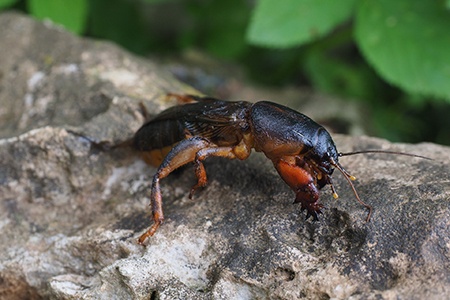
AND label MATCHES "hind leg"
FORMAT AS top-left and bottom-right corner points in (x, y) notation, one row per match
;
(138, 137), (251, 244)
(167, 93), (220, 104)
(138, 136), (210, 244)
